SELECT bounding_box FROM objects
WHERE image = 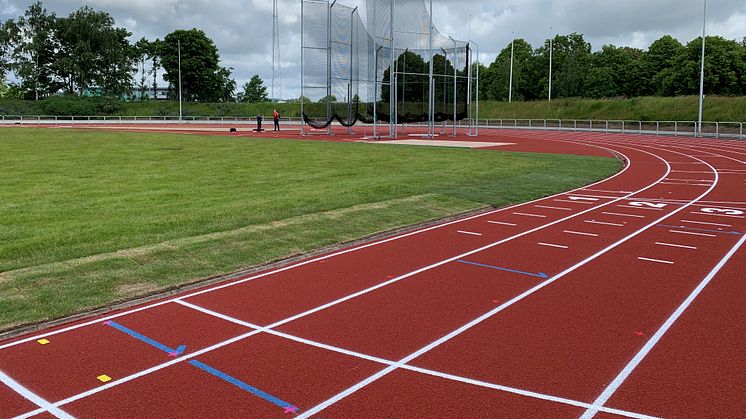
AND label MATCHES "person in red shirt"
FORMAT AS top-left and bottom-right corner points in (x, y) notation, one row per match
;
(273, 110), (280, 132)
